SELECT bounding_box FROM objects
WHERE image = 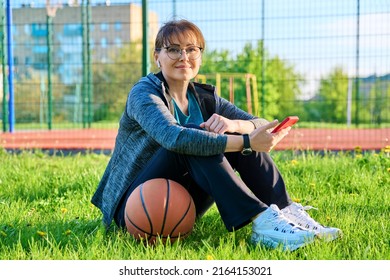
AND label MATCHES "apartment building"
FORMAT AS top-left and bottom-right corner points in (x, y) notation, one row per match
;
(11, 3), (159, 84)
